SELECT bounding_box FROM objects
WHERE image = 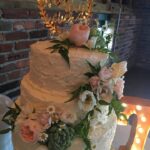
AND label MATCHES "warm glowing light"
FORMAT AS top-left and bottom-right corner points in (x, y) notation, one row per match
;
(138, 127), (144, 134)
(122, 103), (128, 107)
(136, 105), (142, 111)
(121, 96), (150, 150)
(141, 116), (147, 122)
(135, 137), (141, 144)
(131, 144), (138, 150)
